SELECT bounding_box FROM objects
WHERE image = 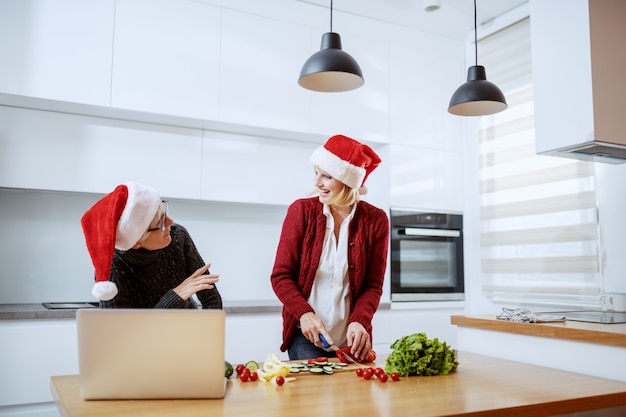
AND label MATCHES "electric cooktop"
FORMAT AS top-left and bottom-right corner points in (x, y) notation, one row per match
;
(549, 310), (626, 324)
